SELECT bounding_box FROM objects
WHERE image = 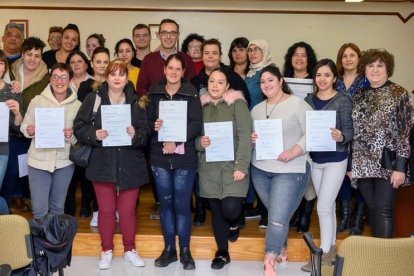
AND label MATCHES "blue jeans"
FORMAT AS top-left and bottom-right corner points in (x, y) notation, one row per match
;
(251, 163), (310, 254)
(0, 155), (8, 191)
(151, 166), (197, 248)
